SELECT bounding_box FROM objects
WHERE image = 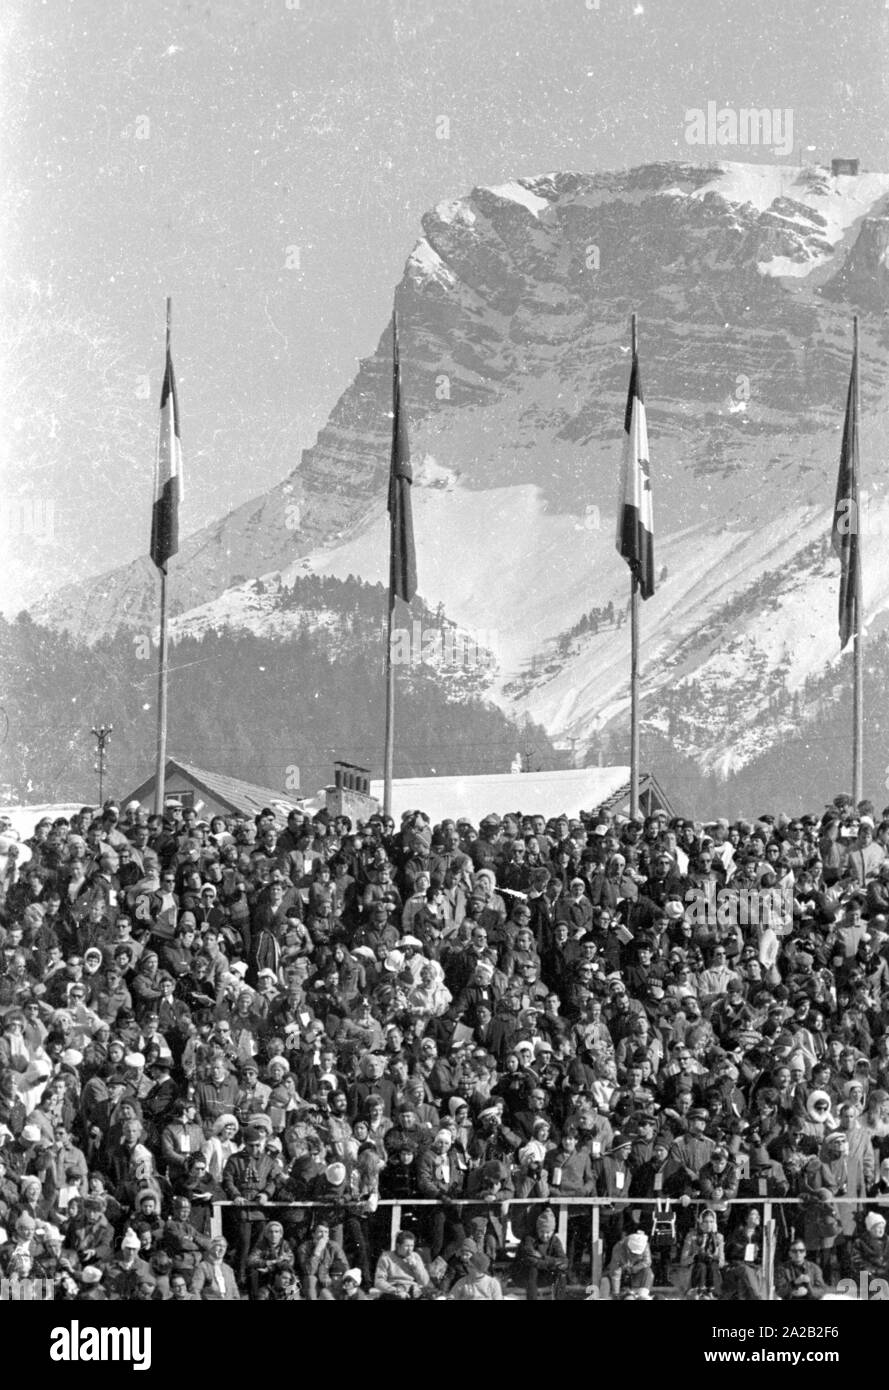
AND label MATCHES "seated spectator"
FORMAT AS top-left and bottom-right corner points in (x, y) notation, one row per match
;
(373, 1227), (431, 1300)
(450, 1249), (502, 1300)
(608, 1230), (654, 1296)
(516, 1207), (568, 1301)
(775, 1240), (826, 1300)
(191, 1234), (241, 1300)
(296, 1217), (347, 1301)
(850, 1211), (889, 1280)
